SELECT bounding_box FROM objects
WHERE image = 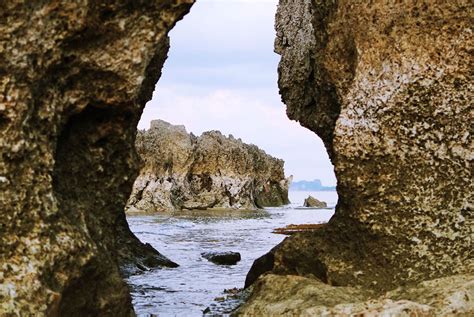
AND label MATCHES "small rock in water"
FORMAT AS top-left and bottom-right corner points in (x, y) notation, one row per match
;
(224, 287), (241, 295)
(201, 251), (241, 265)
(303, 195), (327, 208)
